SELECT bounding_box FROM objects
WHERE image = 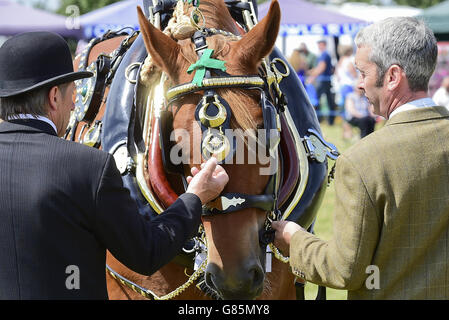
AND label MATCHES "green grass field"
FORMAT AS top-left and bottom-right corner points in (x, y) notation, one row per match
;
(301, 119), (383, 300)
